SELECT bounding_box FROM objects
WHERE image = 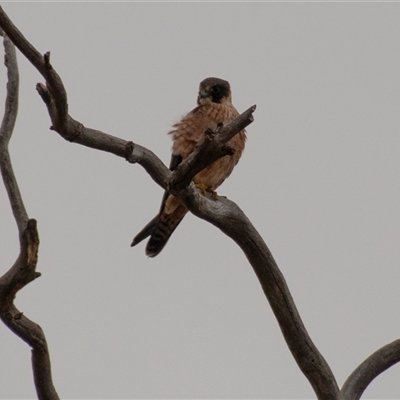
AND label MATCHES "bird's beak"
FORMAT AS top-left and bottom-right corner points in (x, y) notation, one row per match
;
(199, 89), (208, 99)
